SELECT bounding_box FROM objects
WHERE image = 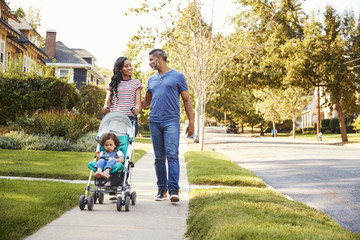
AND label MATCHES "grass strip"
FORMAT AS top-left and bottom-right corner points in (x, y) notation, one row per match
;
(0, 147), (148, 180)
(186, 187), (360, 240)
(185, 151), (265, 188)
(0, 179), (83, 240)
